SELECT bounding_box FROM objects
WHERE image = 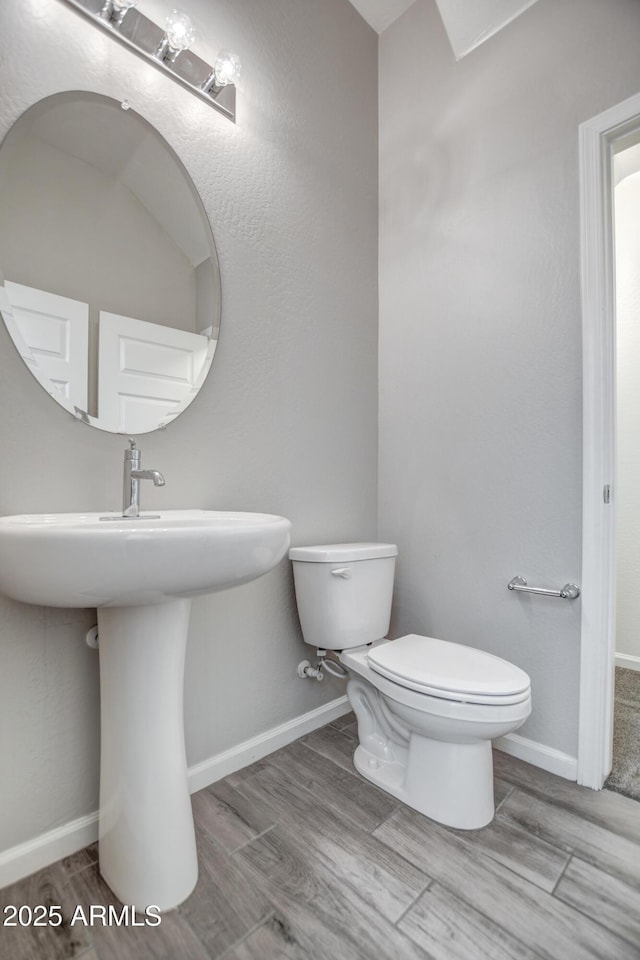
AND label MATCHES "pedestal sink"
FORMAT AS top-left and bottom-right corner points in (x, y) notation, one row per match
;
(0, 510), (290, 911)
